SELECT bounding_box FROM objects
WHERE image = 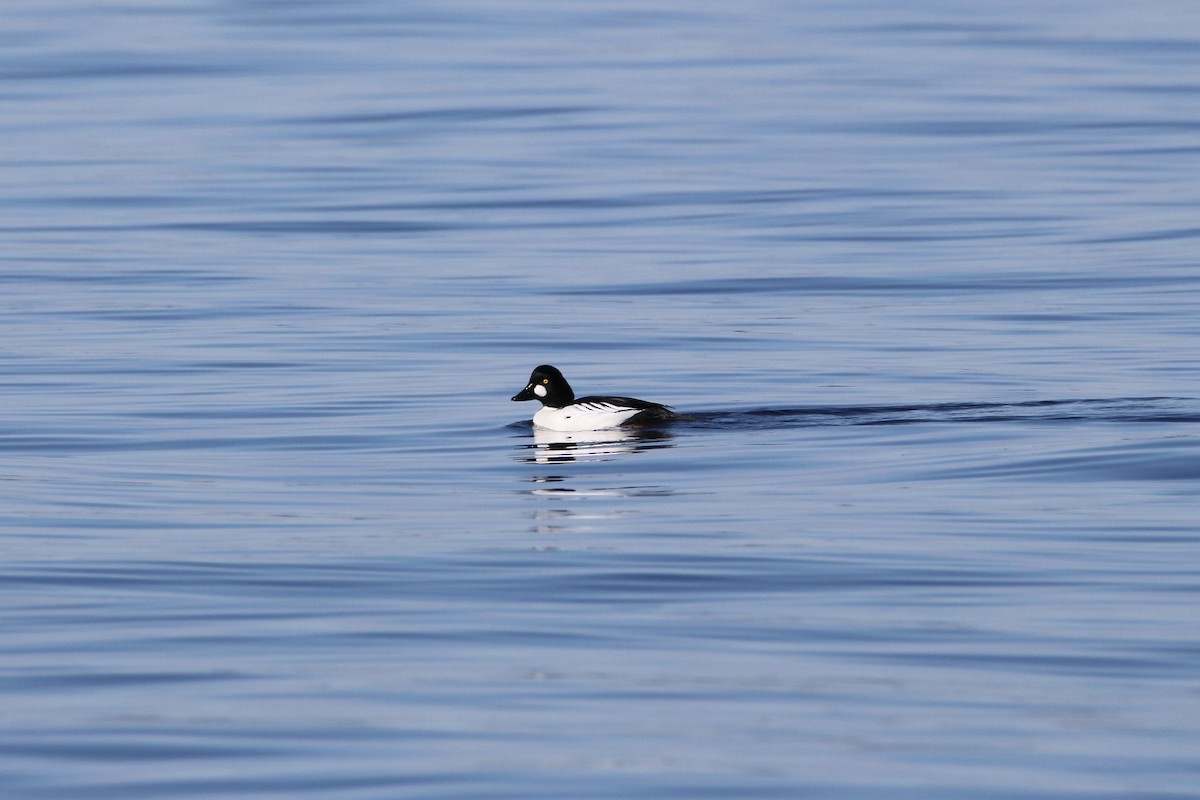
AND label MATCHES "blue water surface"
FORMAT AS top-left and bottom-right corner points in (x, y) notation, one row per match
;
(2, 1), (1200, 798)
